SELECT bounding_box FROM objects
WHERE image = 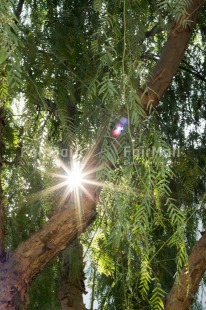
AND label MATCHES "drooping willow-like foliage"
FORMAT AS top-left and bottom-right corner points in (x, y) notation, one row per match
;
(1, 0), (206, 309)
